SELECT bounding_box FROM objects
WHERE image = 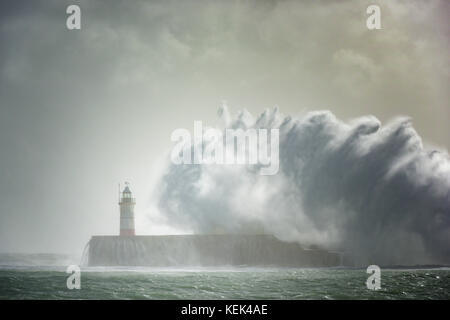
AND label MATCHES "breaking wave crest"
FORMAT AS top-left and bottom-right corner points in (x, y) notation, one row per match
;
(156, 106), (450, 266)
